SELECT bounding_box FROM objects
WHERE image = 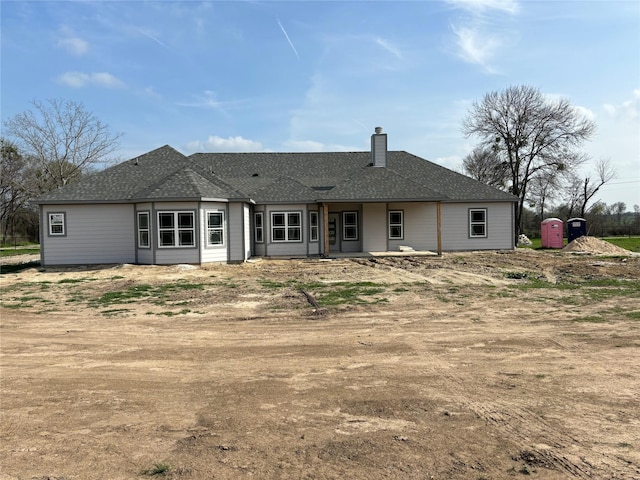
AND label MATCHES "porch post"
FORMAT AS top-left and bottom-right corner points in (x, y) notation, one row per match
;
(436, 201), (442, 255)
(323, 203), (329, 257)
